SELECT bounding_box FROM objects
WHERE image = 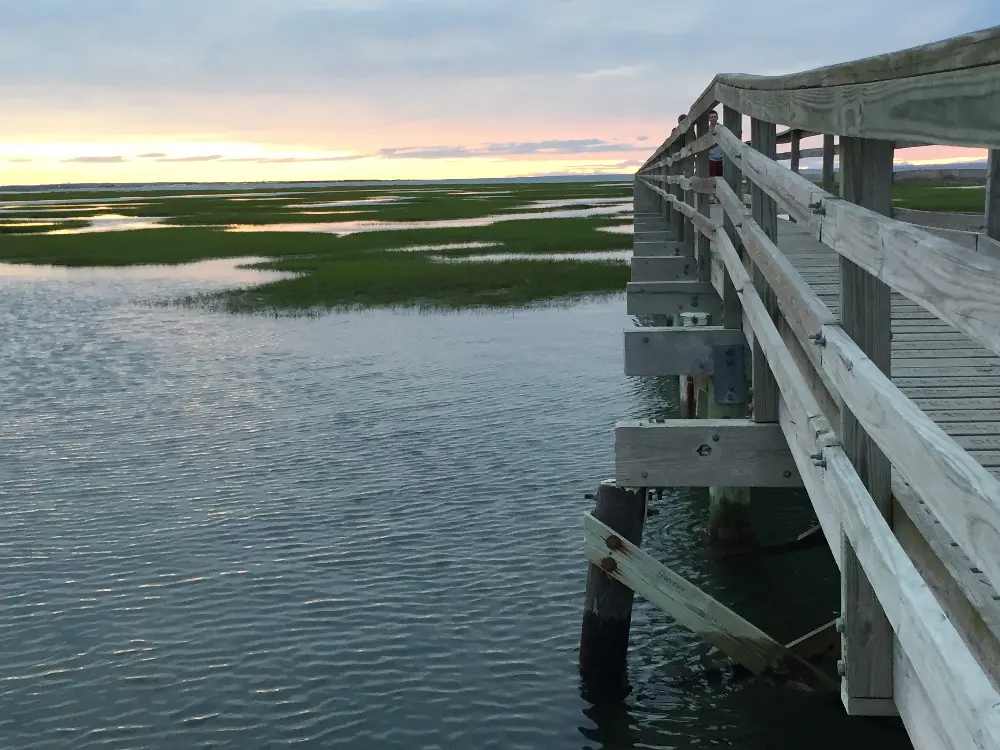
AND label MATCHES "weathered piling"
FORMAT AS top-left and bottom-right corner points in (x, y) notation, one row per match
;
(579, 480), (646, 696)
